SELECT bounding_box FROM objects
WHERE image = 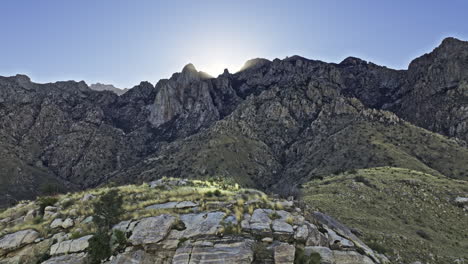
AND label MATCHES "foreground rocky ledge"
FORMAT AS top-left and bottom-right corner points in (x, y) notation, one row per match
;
(0, 178), (389, 264)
